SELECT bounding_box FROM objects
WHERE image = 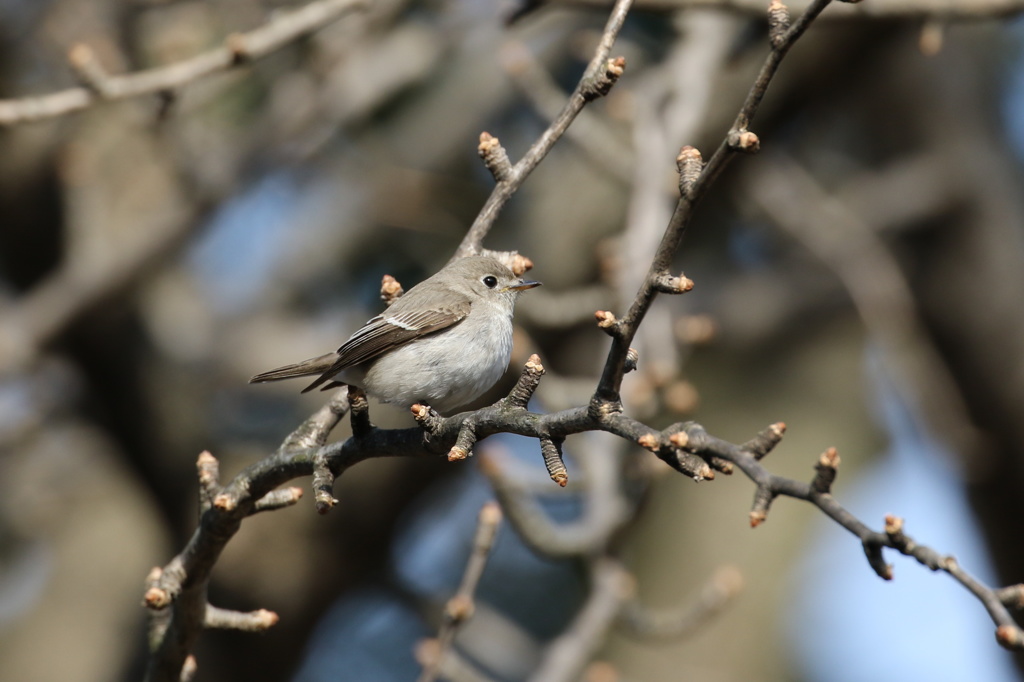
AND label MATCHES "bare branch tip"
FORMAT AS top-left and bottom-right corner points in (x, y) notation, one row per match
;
(607, 56), (626, 78)
(477, 131), (512, 181)
(479, 500), (503, 526)
(525, 353), (545, 374)
(510, 253), (534, 275)
(314, 494), (338, 514)
(594, 310), (619, 334)
(182, 656), (198, 682)
(997, 625), (1024, 649)
(819, 446), (840, 468)
(749, 510), (767, 528)
(448, 446), (469, 462)
(144, 586), (171, 609)
(884, 514), (904, 535)
(380, 274), (404, 305)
